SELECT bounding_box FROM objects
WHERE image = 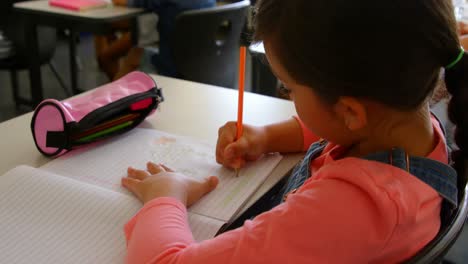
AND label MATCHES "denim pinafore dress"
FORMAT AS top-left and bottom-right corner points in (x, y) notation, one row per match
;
(225, 138), (458, 231)
(278, 140), (458, 222)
